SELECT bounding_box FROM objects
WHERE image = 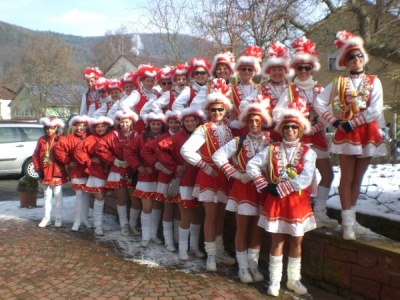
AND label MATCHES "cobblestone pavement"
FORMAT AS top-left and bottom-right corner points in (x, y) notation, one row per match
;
(0, 218), (343, 300)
